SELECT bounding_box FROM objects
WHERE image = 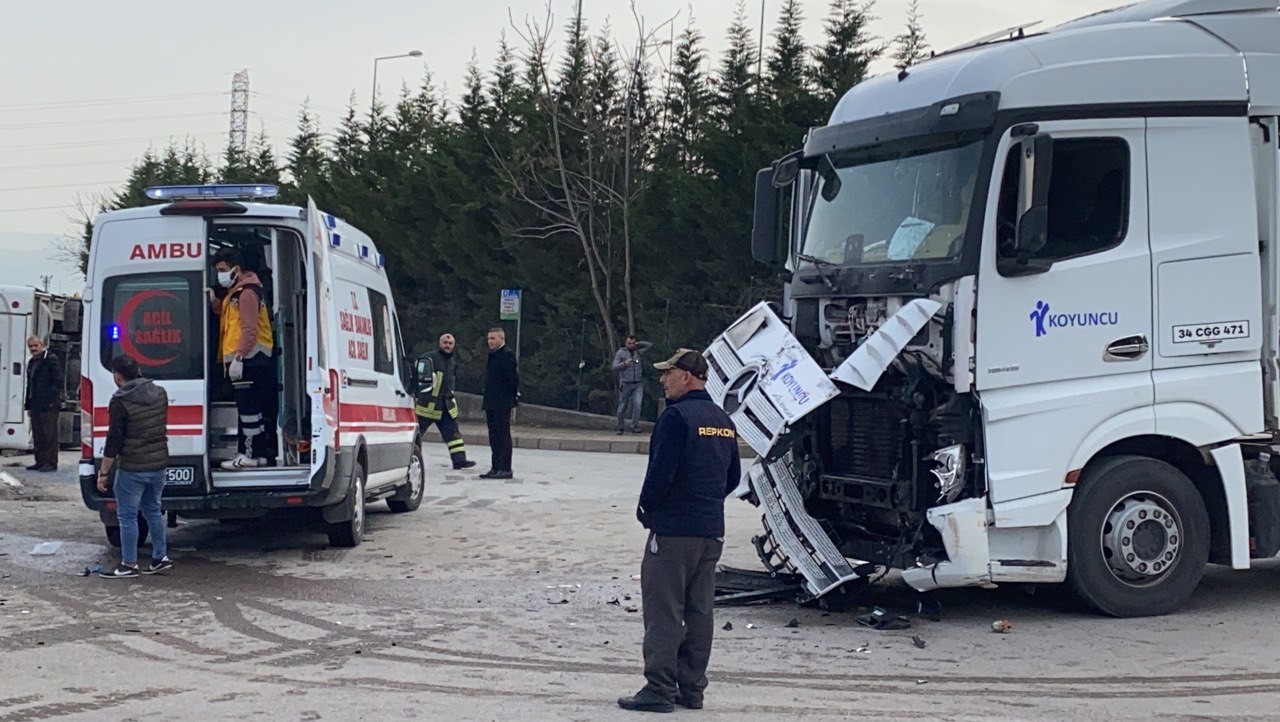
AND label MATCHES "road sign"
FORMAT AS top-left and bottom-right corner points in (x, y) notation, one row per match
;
(500, 289), (522, 320)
